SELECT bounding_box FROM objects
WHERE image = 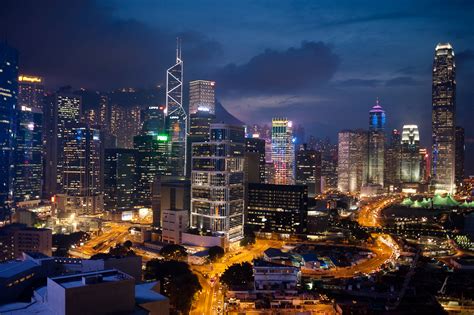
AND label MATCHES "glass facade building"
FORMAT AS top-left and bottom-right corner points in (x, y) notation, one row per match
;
(400, 125), (420, 183)
(190, 123), (245, 242)
(271, 118), (295, 185)
(189, 80), (215, 115)
(246, 183), (308, 235)
(337, 130), (368, 193)
(432, 43), (456, 193)
(13, 106), (43, 202)
(367, 100), (385, 187)
(104, 148), (137, 211)
(0, 43), (18, 212)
